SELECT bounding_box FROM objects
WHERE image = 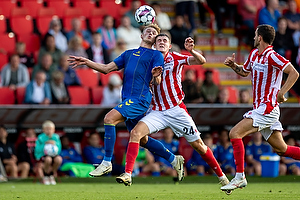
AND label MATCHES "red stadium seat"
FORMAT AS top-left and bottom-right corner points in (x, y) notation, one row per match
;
(18, 34), (41, 54)
(75, 68), (99, 87)
(0, 33), (16, 54)
(99, 1), (122, 25)
(0, 87), (15, 104)
(0, 15), (7, 34)
(0, 0), (17, 18)
(62, 8), (86, 32)
(36, 16), (55, 35)
(68, 86), (90, 105)
(20, 0), (44, 18)
(37, 7), (56, 17)
(11, 7), (30, 17)
(10, 16), (34, 35)
(100, 71), (123, 86)
(226, 86), (238, 104)
(16, 87), (26, 104)
(90, 86), (104, 104)
(73, 0), (96, 18)
(89, 8), (107, 31)
(178, 137), (193, 162)
(47, 0), (71, 18)
(0, 53), (8, 71)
